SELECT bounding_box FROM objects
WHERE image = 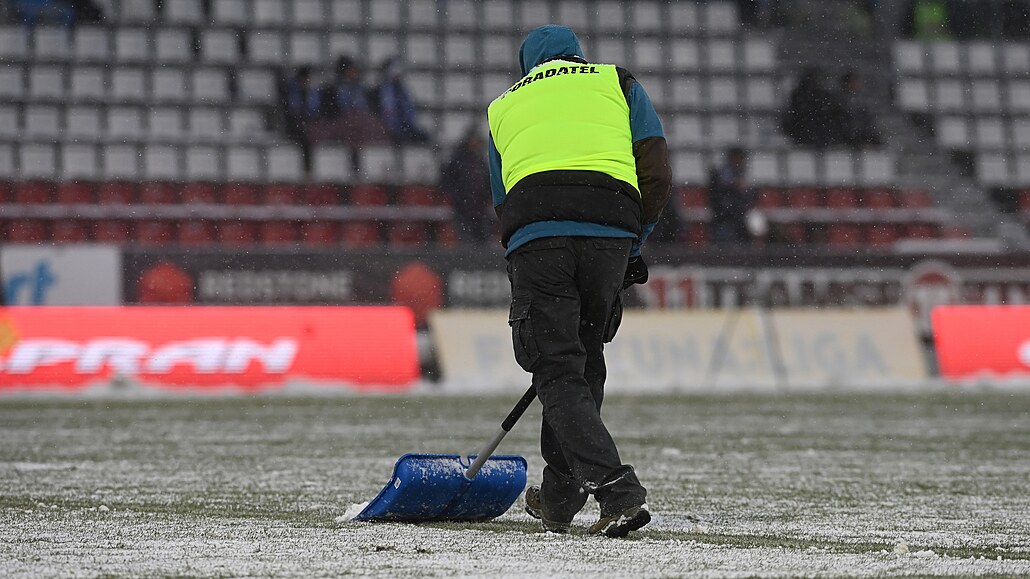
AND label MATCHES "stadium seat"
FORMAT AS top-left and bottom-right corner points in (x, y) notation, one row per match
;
(357, 147), (398, 184)
(312, 146), (354, 183)
(140, 183), (178, 204)
(227, 147), (264, 182)
(14, 181), (53, 204)
(825, 189), (858, 209)
(267, 146), (305, 183)
(785, 188), (821, 208)
(301, 221), (338, 246)
(757, 188), (783, 208)
(904, 223), (938, 239)
(178, 221), (216, 245)
(73, 27), (110, 62)
(865, 224), (899, 247)
(1019, 190), (1030, 213)
(51, 218), (89, 241)
(55, 182), (94, 204)
(91, 219), (131, 242)
(218, 221), (257, 246)
(862, 189), (897, 209)
(136, 220), (175, 245)
(293, 0), (325, 26)
(0, 182), (9, 203)
(387, 221), (429, 247)
(153, 68), (191, 104)
(342, 222), (382, 247)
(155, 29), (192, 63)
(181, 183), (219, 204)
(434, 222), (460, 248)
(7, 220), (48, 243)
(114, 28), (149, 63)
(223, 184), (259, 205)
(348, 184), (388, 206)
(186, 146), (222, 181)
(777, 222), (808, 244)
(827, 223), (862, 247)
(214, 0), (249, 25)
(679, 187), (708, 208)
(61, 144), (99, 181)
(942, 224), (972, 239)
(684, 222), (709, 248)
(398, 185), (437, 207)
(899, 189), (933, 208)
(19, 144), (57, 181)
(97, 182), (136, 204)
(304, 184), (340, 206)
(263, 184), (301, 205)
(259, 221), (299, 244)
